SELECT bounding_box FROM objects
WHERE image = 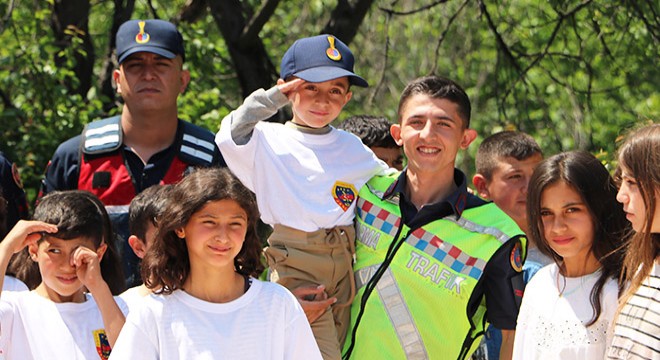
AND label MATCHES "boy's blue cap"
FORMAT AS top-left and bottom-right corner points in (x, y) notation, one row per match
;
(116, 20), (185, 64)
(280, 34), (368, 87)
